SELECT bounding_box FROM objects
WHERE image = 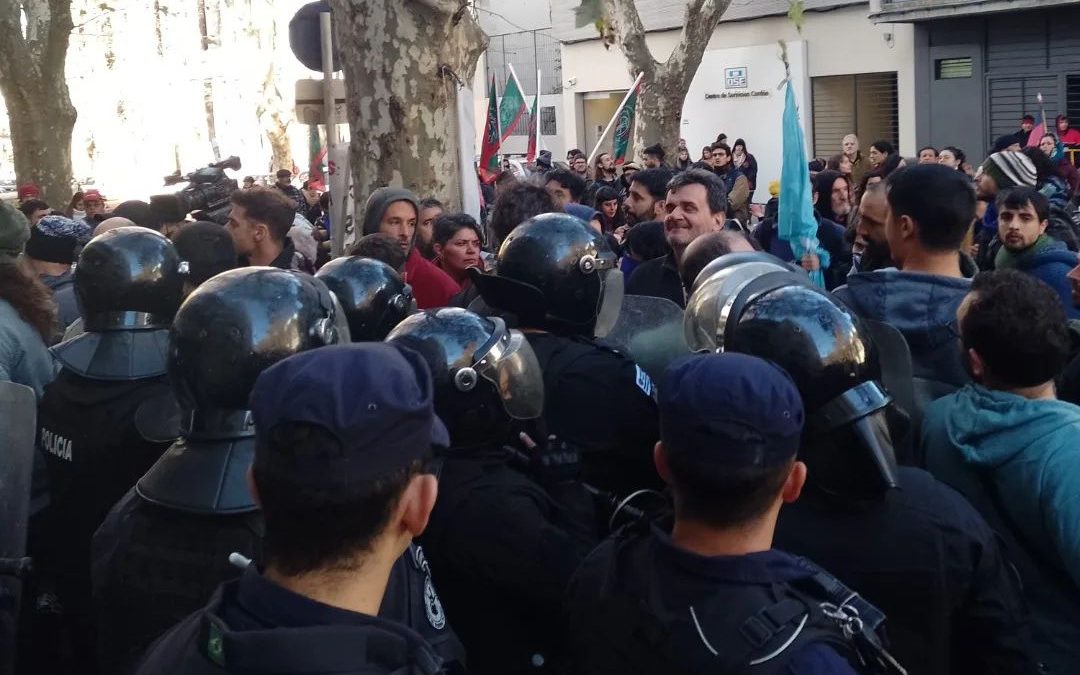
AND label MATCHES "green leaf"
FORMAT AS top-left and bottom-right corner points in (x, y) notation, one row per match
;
(787, 0), (805, 33)
(574, 0), (605, 29)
